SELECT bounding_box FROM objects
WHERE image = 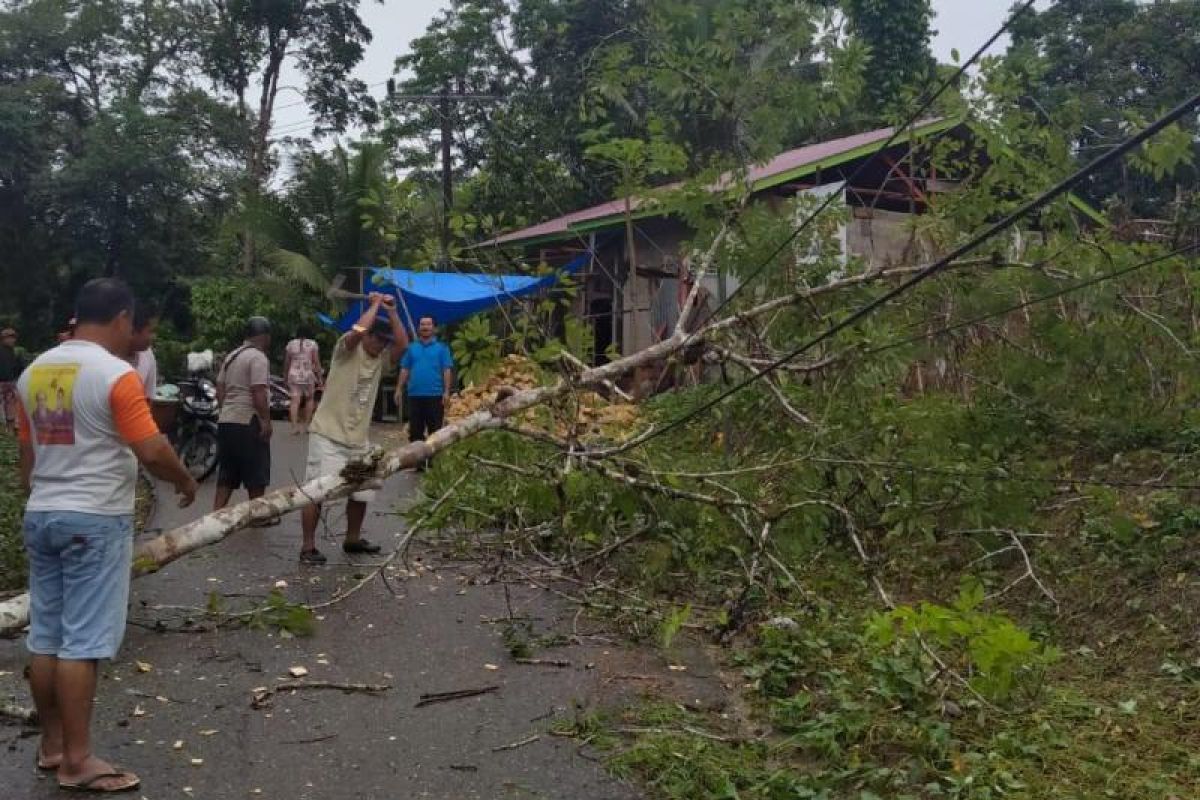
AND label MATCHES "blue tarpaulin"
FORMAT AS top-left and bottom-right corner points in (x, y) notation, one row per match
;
(319, 252), (590, 333)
